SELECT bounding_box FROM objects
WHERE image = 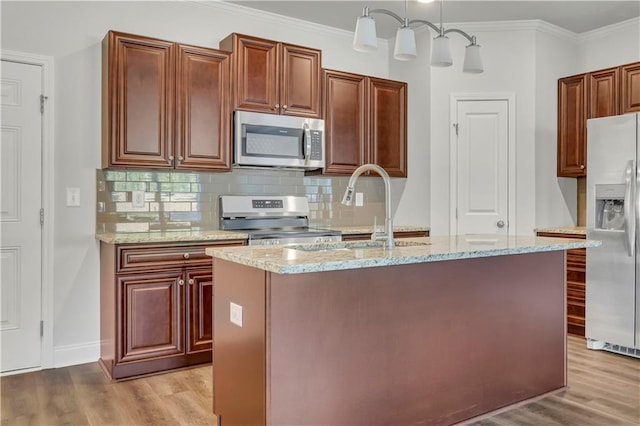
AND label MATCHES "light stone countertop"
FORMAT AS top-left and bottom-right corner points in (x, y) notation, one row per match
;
(96, 230), (248, 244)
(95, 226), (429, 244)
(332, 225), (430, 235)
(206, 234), (600, 274)
(534, 226), (586, 236)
